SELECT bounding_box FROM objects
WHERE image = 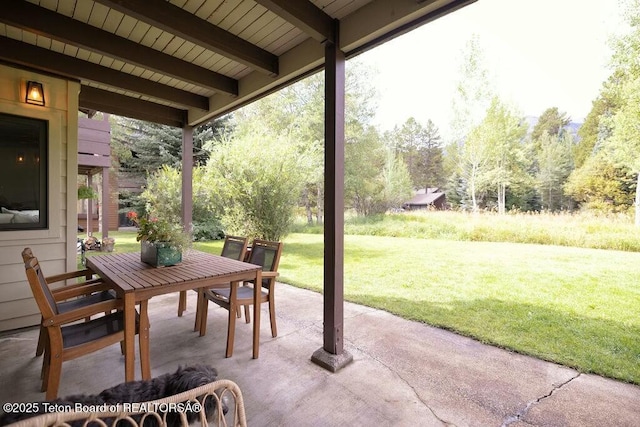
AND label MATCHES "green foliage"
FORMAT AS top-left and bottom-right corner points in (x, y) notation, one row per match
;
(77, 185), (97, 200)
(574, 92), (618, 168)
(229, 59), (384, 224)
(126, 212), (190, 251)
(455, 97), (526, 213)
(535, 132), (575, 210)
(205, 132), (304, 241)
(530, 107), (570, 143)
(139, 165), (222, 230)
(565, 153), (635, 213)
(449, 34), (495, 145)
(192, 219), (225, 241)
(388, 117), (445, 190)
